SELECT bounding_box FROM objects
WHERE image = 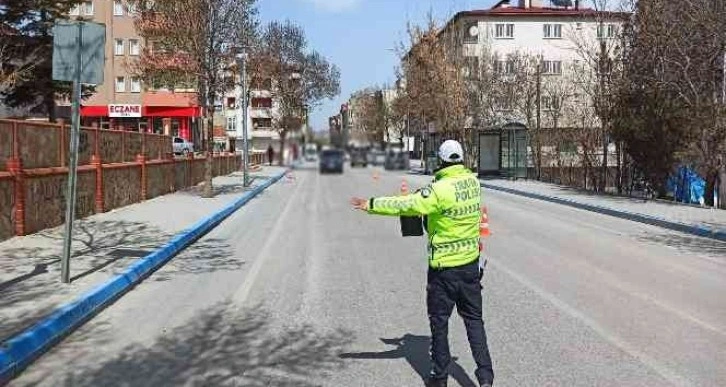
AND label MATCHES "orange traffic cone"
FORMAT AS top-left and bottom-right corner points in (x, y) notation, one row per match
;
(479, 207), (491, 238)
(479, 207), (490, 252)
(400, 179), (409, 195)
